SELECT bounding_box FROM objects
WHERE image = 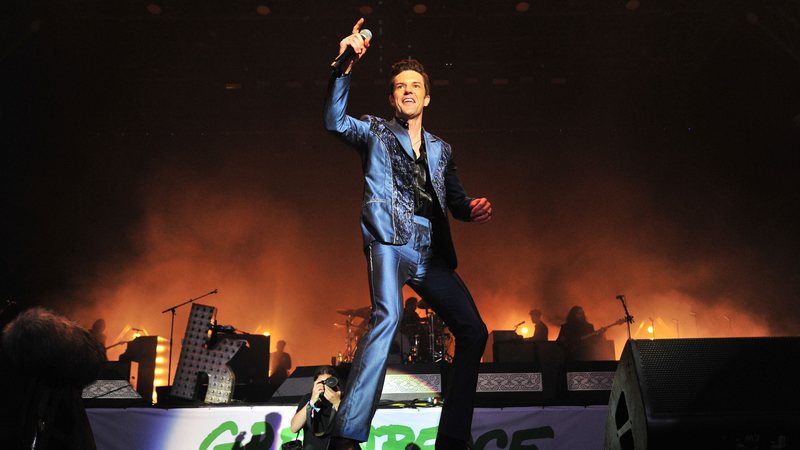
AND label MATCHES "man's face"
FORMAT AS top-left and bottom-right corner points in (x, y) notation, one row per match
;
(389, 70), (430, 120)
